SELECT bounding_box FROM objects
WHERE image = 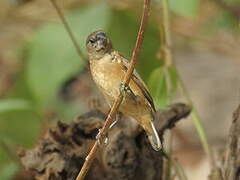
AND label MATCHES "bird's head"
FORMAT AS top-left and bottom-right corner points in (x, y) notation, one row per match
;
(86, 30), (113, 59)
